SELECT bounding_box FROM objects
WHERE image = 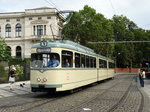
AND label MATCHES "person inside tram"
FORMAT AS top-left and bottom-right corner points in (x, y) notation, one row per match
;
(47, 55), (59, 67)
(31, 55), (42, 68)
(64, 58), (70, 67)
